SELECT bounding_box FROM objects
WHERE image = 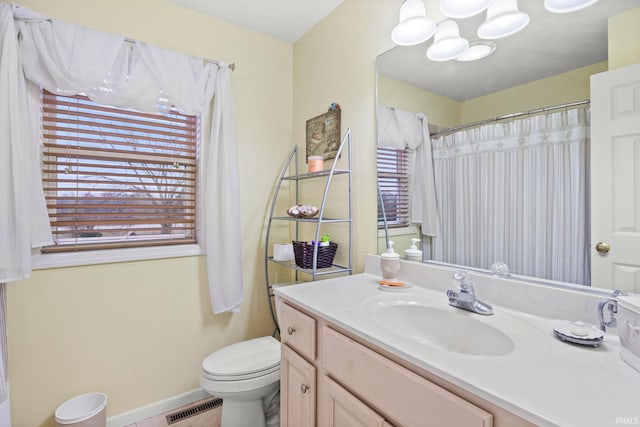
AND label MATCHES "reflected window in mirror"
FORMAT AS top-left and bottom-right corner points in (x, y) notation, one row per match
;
(377, 147), (410, 229)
